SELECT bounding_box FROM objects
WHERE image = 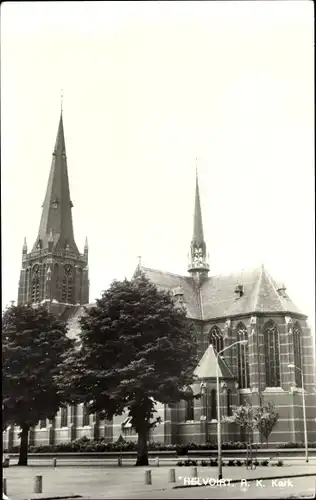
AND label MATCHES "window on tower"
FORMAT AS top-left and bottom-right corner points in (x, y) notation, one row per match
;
(236, 323), (249, 389)
(293, 322), (303, 387)
(263, 320), (281, 387)
(209, 326), (224, 354)
(61, 265), (73, 303)
(31, 277), (40, 303)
